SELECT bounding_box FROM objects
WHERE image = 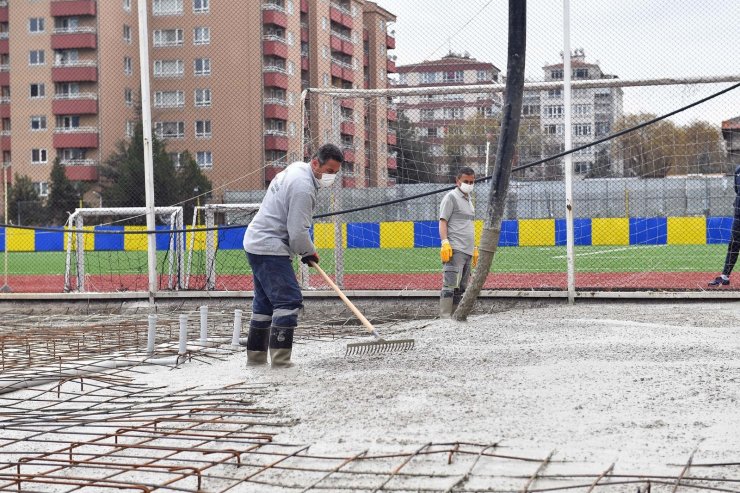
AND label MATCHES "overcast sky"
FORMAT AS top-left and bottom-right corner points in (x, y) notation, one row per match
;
(374, 0), (740, 124)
